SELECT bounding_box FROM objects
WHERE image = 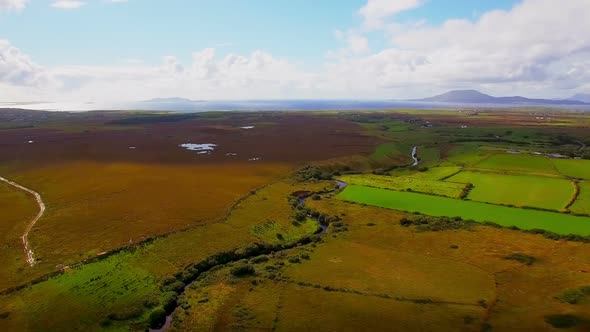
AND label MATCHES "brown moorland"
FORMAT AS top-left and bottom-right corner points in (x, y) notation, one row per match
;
(0, 111), (380, 289)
